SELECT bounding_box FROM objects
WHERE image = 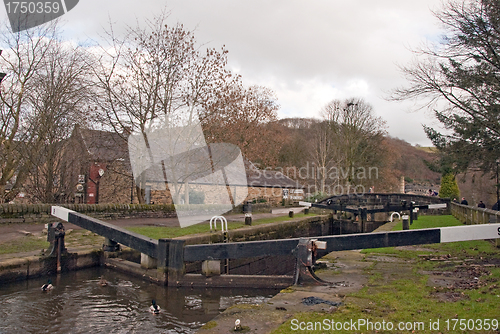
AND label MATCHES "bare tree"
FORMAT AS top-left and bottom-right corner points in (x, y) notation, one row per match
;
(200, 84), (284, 167)
(0, 21), (92, 203)
(93, 12), (234, 203)
(24, 42), (94, 203)
(315, 98), (387, 194)
(309, 121), (337, 194)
